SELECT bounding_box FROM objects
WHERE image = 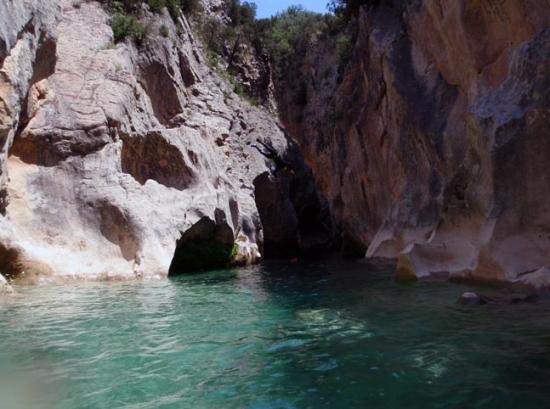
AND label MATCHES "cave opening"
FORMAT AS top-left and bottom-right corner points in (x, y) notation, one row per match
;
(168, 215), (236, 276)
(253, 170), (335, 260)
